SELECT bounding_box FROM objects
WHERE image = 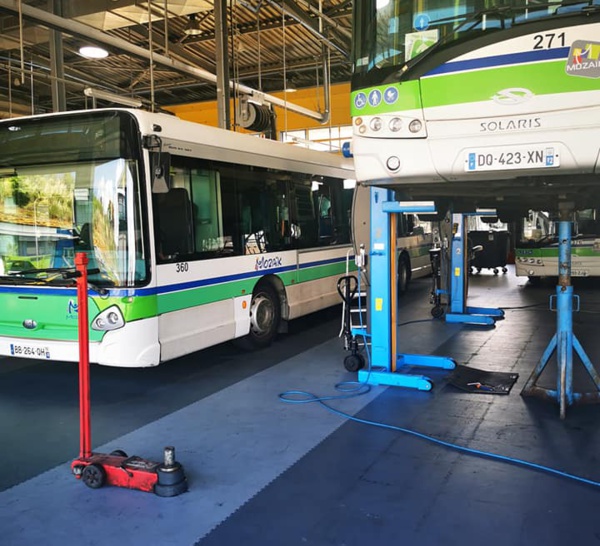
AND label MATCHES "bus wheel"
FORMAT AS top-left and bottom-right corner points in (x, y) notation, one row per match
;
(397, 255), (410, 295)
(244, 284), (281, 349)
